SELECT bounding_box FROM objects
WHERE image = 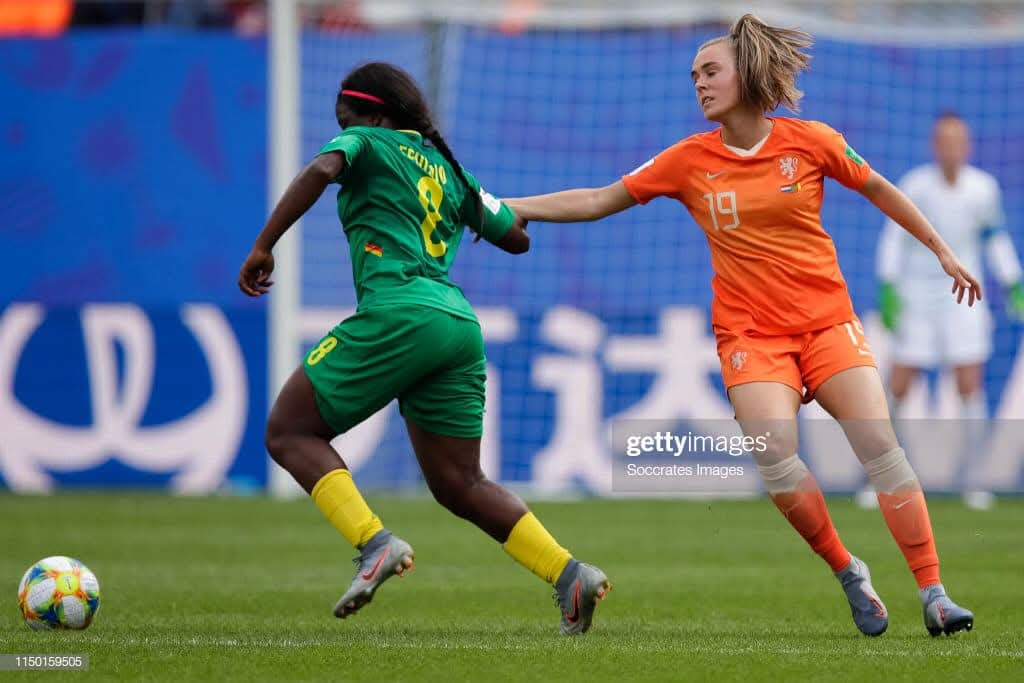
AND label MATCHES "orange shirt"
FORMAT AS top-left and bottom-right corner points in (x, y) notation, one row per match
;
(0, 0), (71, 36)
(621, 117), (871, 336)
